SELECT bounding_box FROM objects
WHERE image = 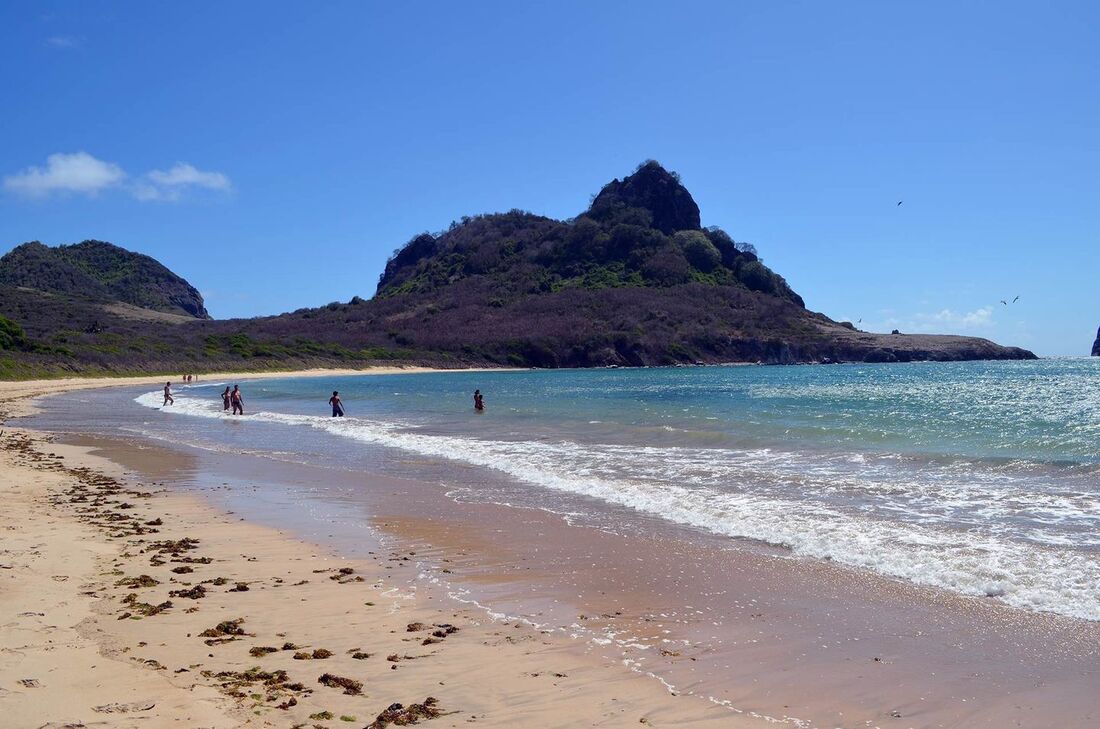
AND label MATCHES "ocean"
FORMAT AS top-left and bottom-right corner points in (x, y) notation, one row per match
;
(36, 358), (1100, 623)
